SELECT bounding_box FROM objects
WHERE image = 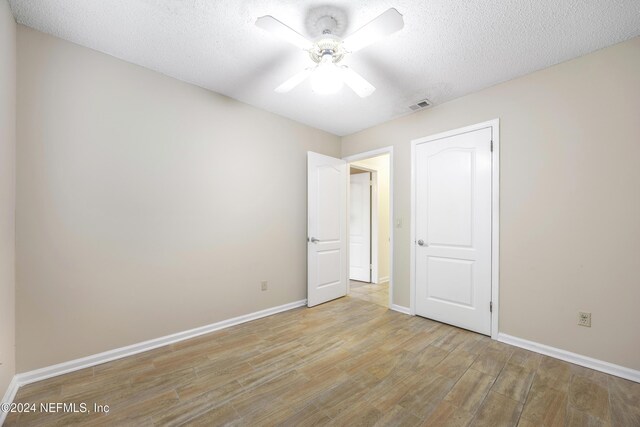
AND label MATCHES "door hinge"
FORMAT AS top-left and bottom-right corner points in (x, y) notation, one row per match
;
(369, 264), (373, 270)
(490, 301), (493, 312)
(370, 180), (373, 186)
(490, 140), (493, 152)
